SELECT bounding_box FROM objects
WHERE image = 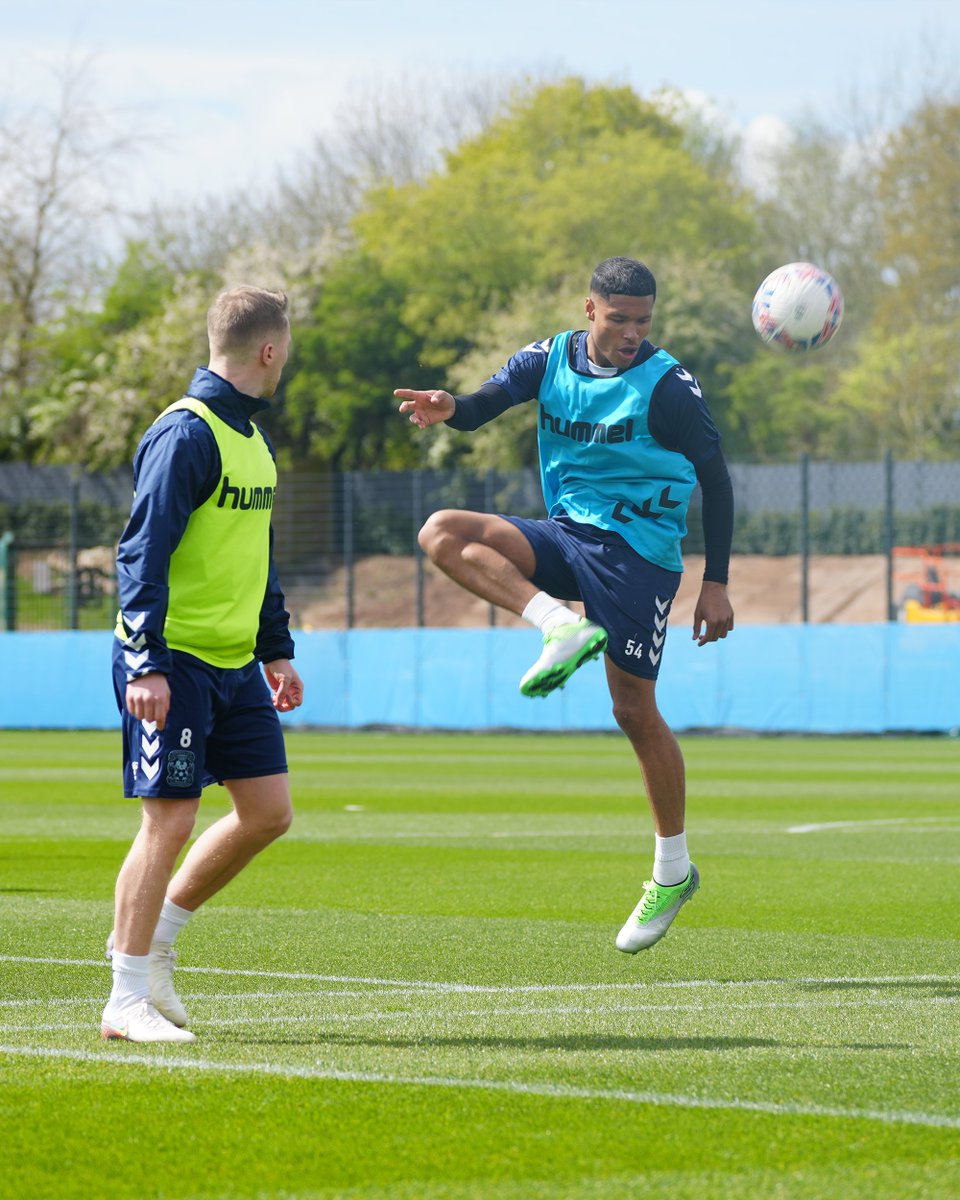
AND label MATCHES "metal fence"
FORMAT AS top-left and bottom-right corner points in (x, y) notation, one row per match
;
(2, 457), (960, 631)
